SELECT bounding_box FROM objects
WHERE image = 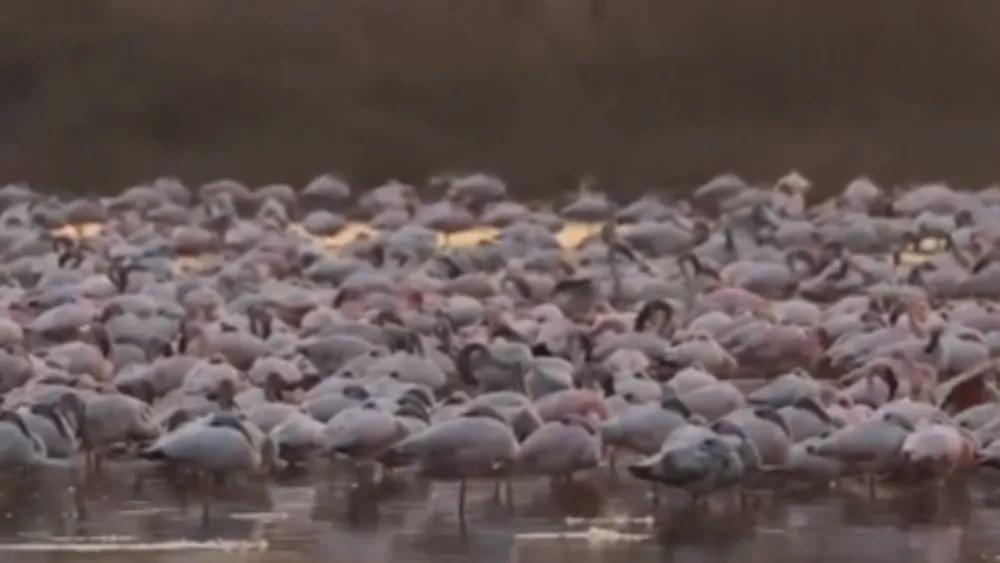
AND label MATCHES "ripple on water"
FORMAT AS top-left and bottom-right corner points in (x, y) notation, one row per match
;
(0, 539), (268, 553)
(227, 512), (290, 524)
(515, 527), (653, 544)
(0, 458), (997, 563)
